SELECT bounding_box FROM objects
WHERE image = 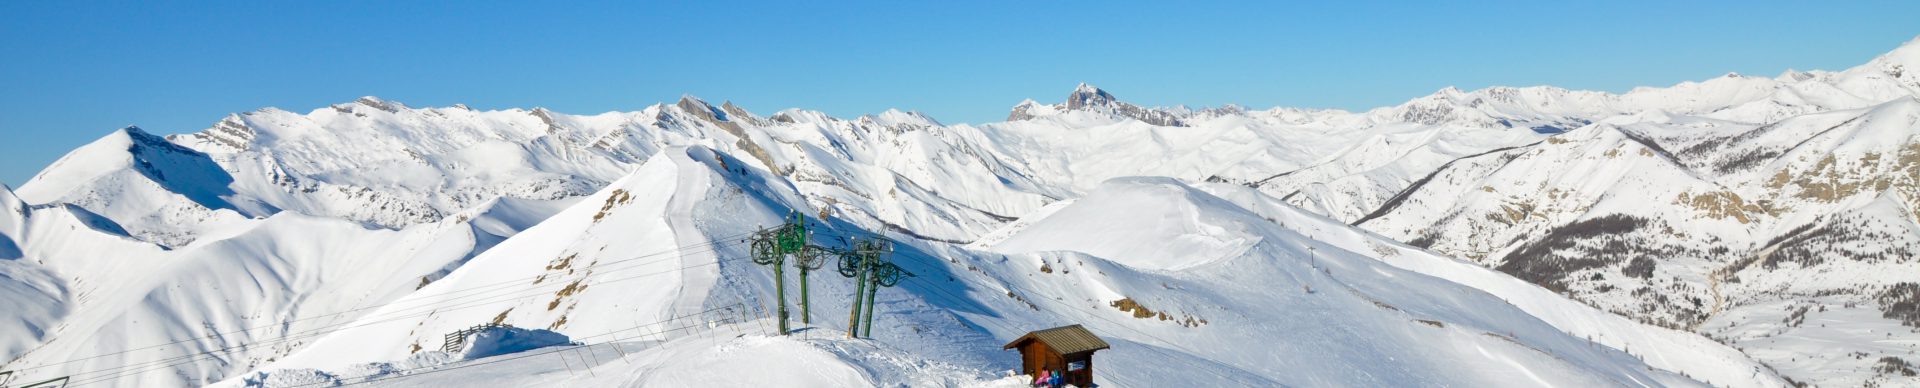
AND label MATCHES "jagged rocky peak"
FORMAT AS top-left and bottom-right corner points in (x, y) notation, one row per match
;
(675, 95), (728, 122)
(1008, 83), (1188, 126)
(1064, 82), (1118, 110)
(1005, 99), (1053, 121)
(351, 96), (406, 113)
(718, 100), (751, 119)
(718, 101), (774, 126)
